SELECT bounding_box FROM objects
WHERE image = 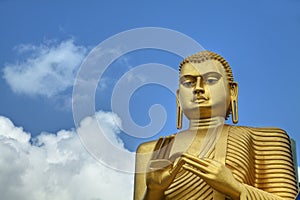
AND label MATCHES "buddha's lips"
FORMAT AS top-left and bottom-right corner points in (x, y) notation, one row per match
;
(193, 96), (208, 103)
